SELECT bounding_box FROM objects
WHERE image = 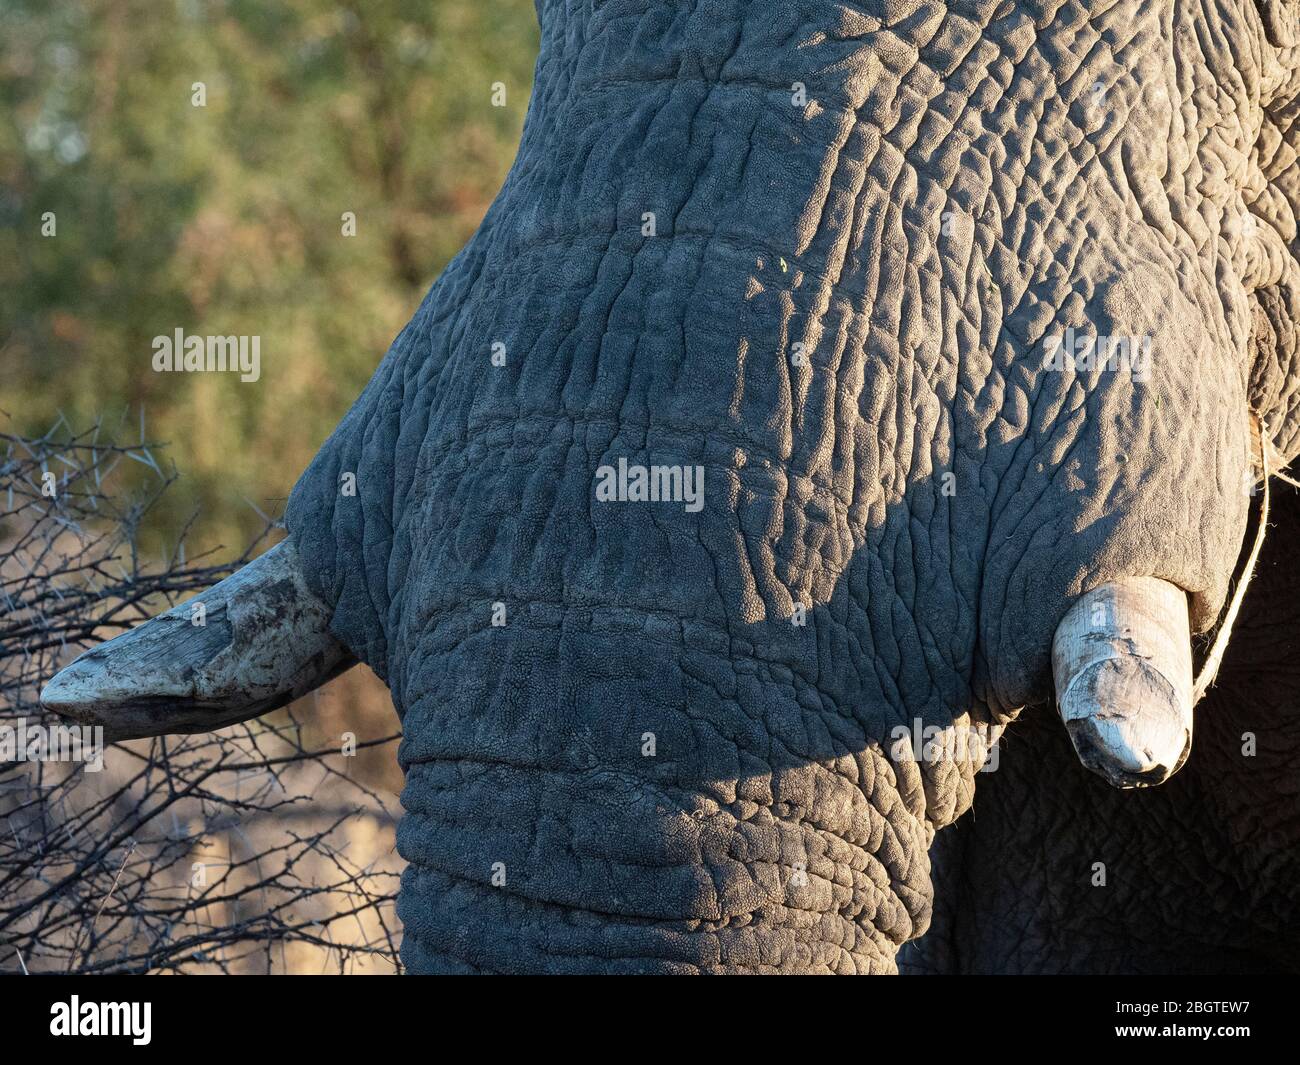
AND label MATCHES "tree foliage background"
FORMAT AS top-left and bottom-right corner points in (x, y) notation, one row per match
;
(1, 0), (537, 555)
